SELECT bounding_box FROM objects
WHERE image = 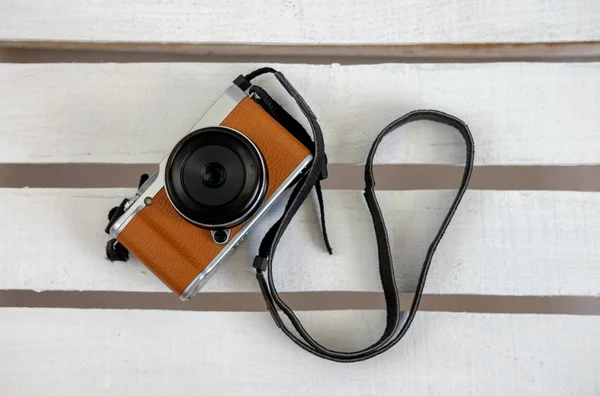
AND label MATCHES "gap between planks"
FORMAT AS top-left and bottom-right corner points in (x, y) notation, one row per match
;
(0, 291), (598, 316)
(3, 164), (600, 192)
(1, 42), (600, 63)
